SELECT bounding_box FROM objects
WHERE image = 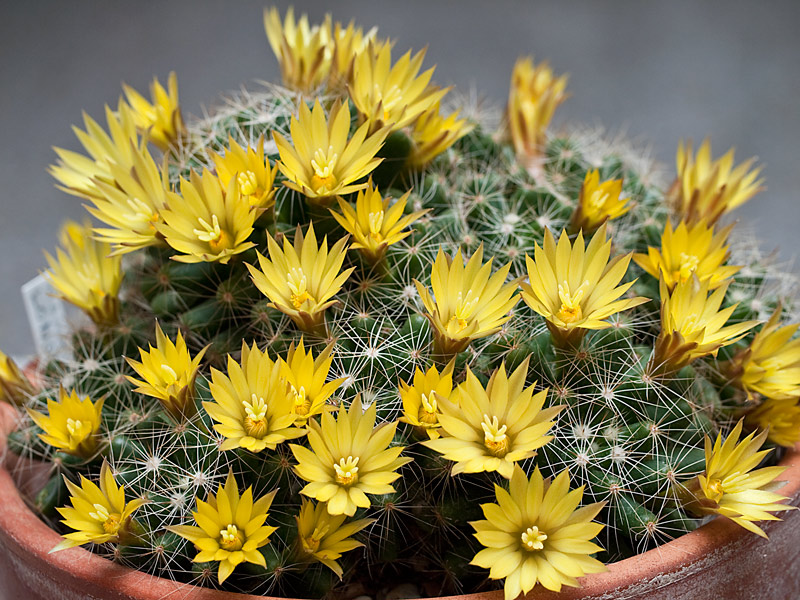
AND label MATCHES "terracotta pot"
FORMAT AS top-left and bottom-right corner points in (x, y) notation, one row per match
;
(1, 401), (799, 600)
